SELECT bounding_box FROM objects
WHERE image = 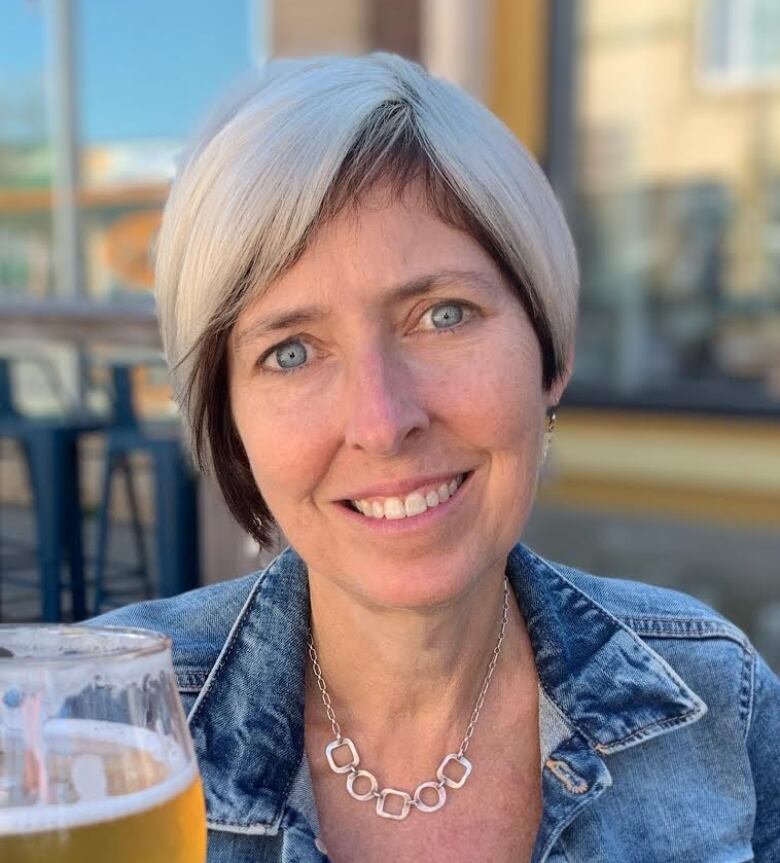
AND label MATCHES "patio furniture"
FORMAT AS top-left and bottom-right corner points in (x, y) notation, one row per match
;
(92, 364), (199, 614)
(0, 357), (102, 621)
